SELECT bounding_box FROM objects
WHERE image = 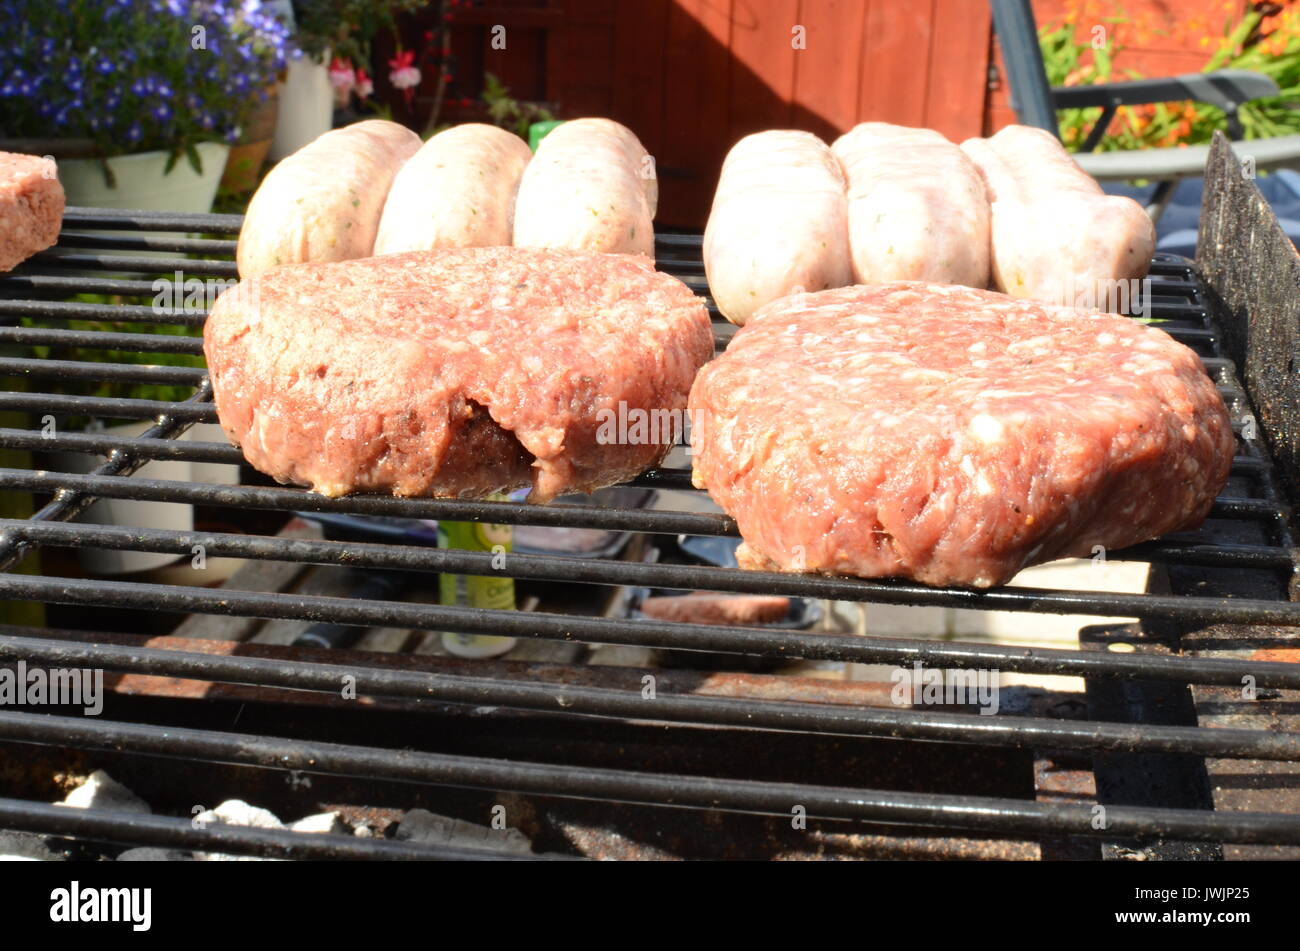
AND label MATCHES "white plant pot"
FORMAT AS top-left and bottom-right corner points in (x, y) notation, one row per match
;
(48, 420), (194, 576)
(57, 142), (230, 211)
(271, 54), (334, 160)
(53, 142), (230, 277)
